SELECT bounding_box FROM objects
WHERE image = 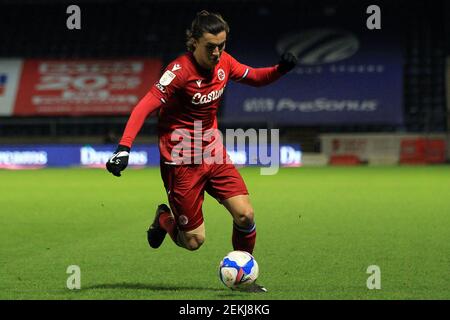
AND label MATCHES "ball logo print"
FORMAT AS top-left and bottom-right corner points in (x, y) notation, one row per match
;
(276, 29), (359, 65)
